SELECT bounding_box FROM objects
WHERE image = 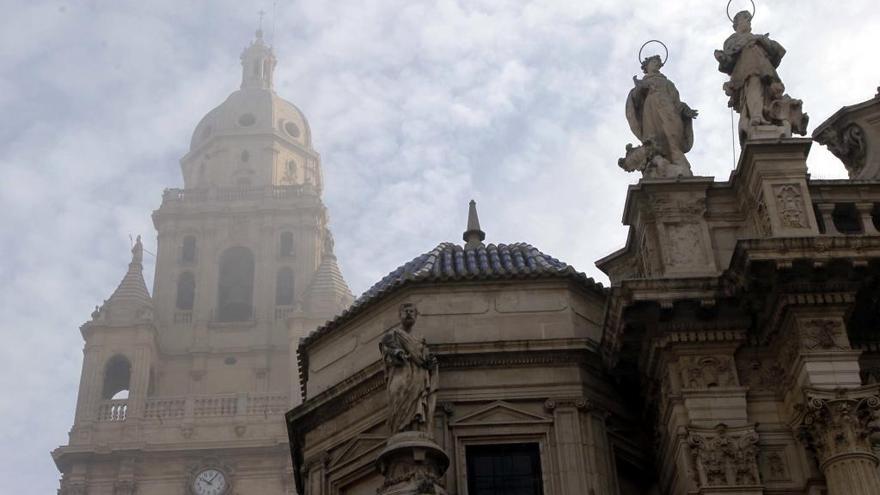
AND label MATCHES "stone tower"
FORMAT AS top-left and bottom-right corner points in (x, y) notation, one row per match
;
(53, 31), (353, 495)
